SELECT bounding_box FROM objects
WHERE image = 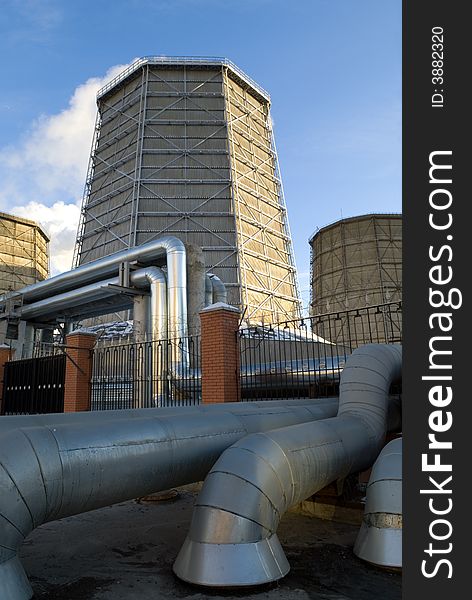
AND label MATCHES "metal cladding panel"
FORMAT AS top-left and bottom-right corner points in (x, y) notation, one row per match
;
(0, 214), (49, 294)
(74, 59), (301, 323)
